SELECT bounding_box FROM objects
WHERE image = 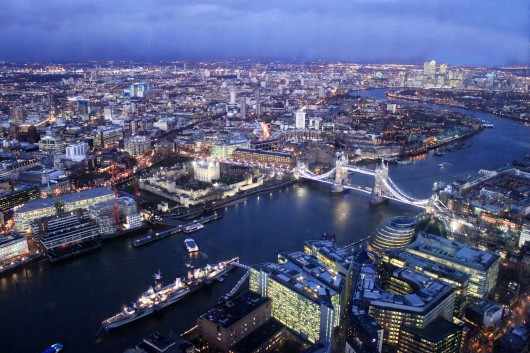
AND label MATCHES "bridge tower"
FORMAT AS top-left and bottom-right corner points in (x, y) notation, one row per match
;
(371, 161), (389, 205)
(332, 152), (346, 193)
